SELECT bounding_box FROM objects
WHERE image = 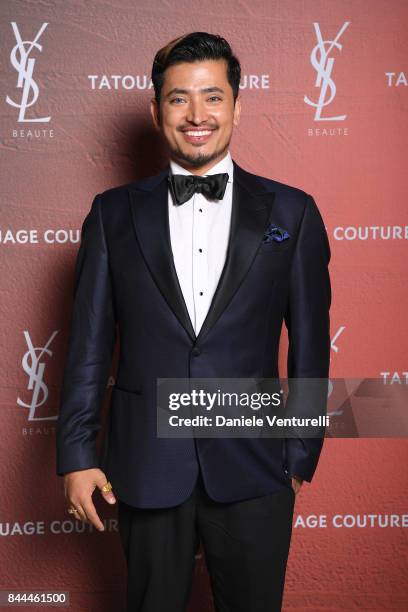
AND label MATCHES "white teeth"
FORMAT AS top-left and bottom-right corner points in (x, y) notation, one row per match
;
(185, 130), (212, 136)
